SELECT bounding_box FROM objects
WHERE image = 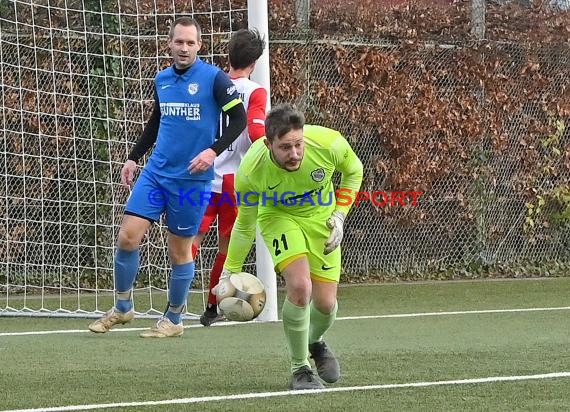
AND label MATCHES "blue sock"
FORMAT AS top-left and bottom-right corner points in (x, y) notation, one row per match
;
(165, 262), (195, 324)
(114, 248), (139, 313)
